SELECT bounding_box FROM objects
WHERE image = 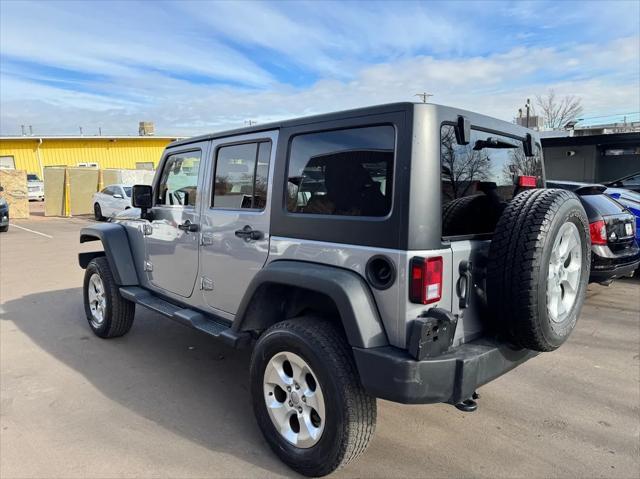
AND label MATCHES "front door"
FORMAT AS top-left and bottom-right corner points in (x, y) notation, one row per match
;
(145, 145), (206, 298)
(199, 132), (277, 315)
